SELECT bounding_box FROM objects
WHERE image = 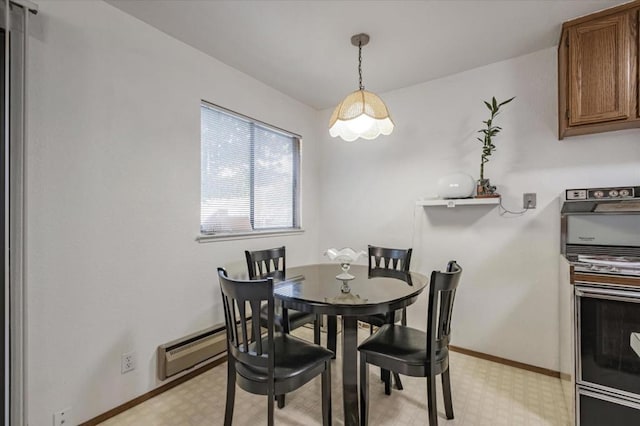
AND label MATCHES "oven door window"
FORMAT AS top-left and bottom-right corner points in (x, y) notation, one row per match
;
(580, 295), (640, 395)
